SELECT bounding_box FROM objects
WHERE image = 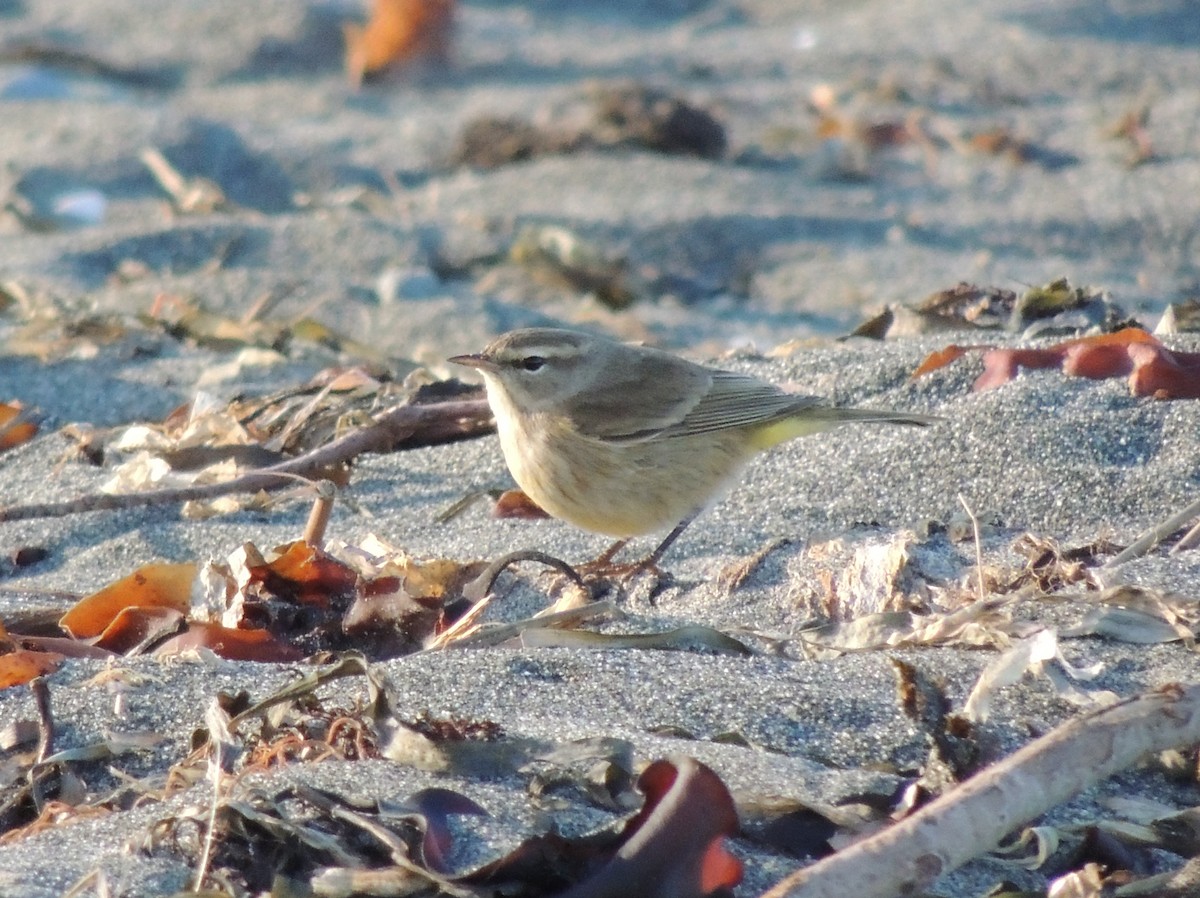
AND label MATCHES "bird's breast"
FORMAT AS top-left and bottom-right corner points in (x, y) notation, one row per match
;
(491, 403), (752, 539)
